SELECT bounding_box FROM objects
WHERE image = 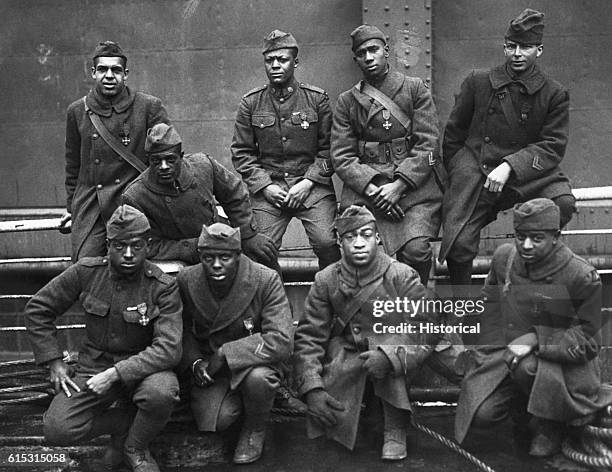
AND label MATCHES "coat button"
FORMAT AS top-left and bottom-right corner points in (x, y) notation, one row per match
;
(260, 124), (265, 128)
(353, 326), (361, 334)
(488, 108), (494, 114)
(281, 117), (286, 122)
(484, 136), (491, 143)
(482, 164), (488, 169)
(96, 184), (102, 189)
(94, 159), (100, 164)
(114, 179), (120, 184)
(284, 172), (289, 177)
(281, 136), (287, 142)
(279, 97), (285, 103)
(92, 133), (98, 139)
(165, 196), (172, 203)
